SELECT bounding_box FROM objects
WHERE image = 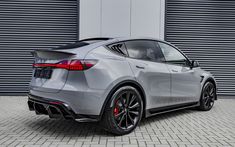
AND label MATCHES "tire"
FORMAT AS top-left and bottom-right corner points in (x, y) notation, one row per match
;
(101, 86), (143, 135)
(198, 81), (216, 111)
